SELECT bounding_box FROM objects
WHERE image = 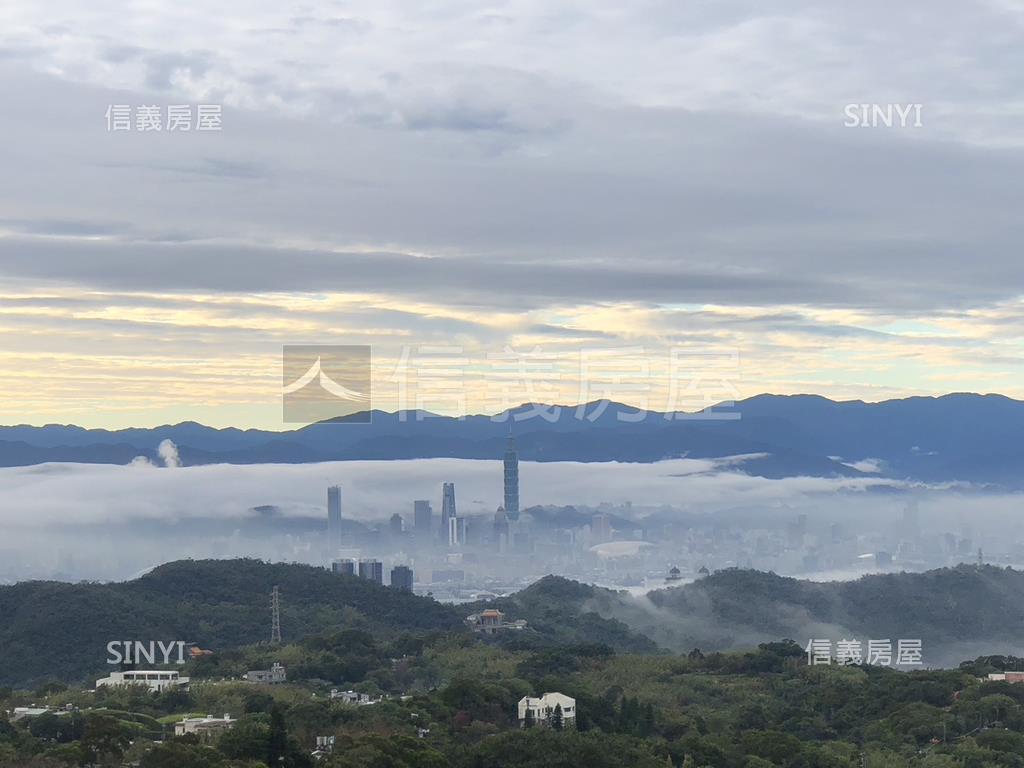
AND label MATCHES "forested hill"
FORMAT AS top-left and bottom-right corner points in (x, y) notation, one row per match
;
(5, 561), (1023, 687)
(463, 575), (660, 654)
(473, 566), (1024, 667)
(0, 559), (466, 687)
(618, 565), (1024, 665)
